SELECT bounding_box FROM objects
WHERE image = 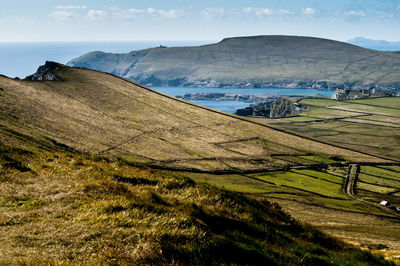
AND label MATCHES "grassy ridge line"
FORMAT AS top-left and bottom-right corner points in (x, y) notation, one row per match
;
(75, 66), (398, 164)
